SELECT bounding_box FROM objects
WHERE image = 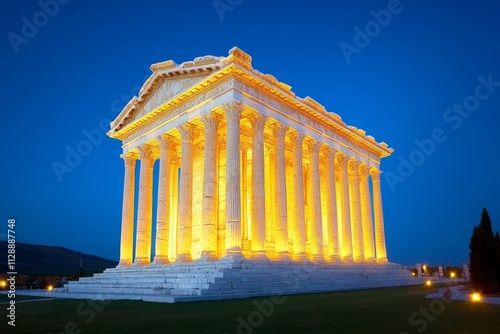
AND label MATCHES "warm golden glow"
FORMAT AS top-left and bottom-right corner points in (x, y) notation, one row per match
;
(422, 265), (427, 271)
(110, 47), (392, 266)
(471, 293), (481, 302)
(0, 281), (6, 288)
(411, 272), (416, 277)
(450, 272), (456, 278)
(425, 280), (432, 287)
(47, 285), (54, 291)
